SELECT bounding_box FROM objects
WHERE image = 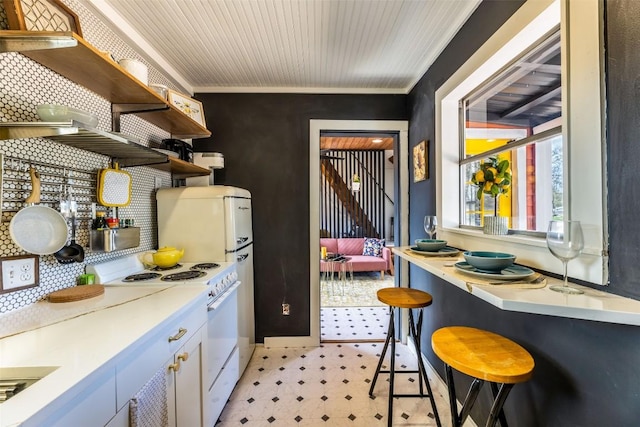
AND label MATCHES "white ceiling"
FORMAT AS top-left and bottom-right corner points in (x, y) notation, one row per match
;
(88, 0), (481, 95)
